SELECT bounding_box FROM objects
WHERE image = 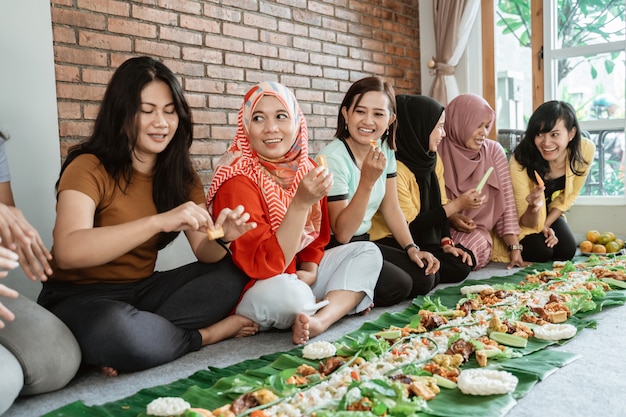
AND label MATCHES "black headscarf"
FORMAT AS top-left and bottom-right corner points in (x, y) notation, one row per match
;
(395, 94), (445, 214)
